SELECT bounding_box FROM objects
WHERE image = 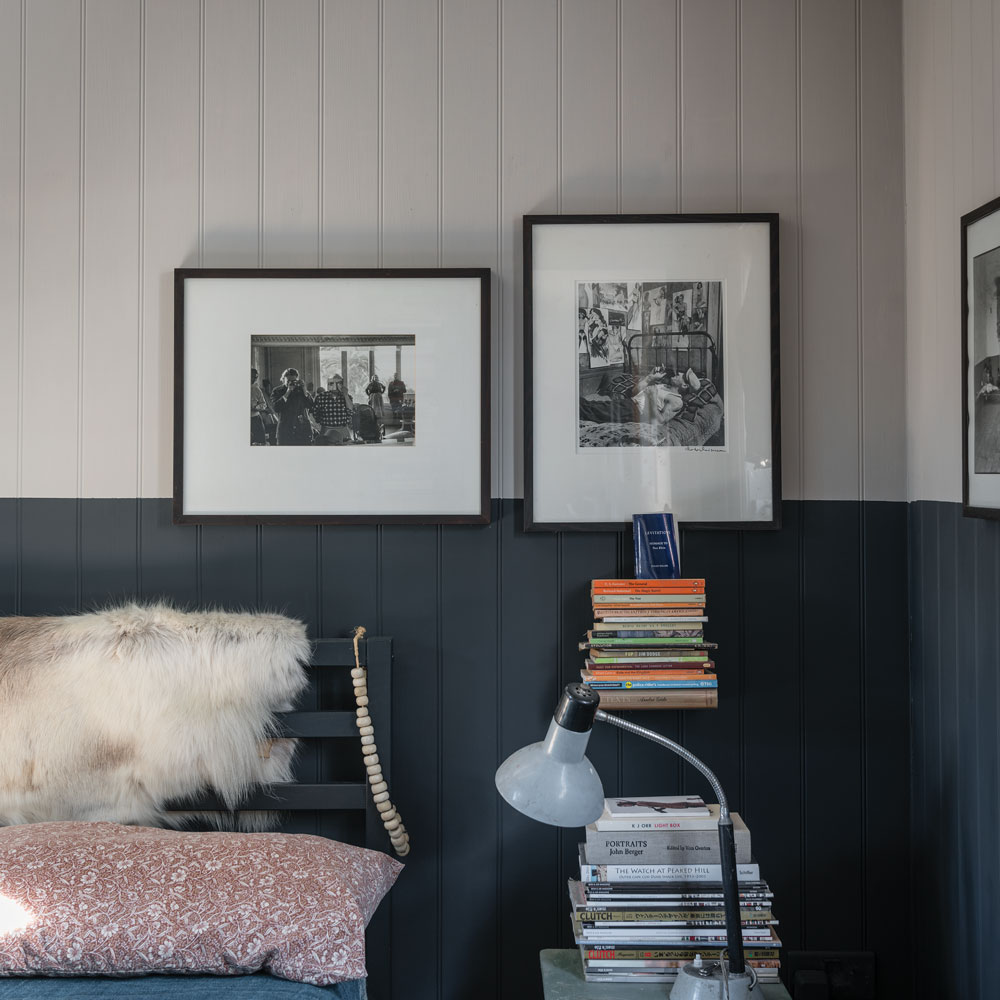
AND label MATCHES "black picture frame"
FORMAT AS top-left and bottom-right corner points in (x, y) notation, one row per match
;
(173, 267), (491, 525)
(961, 195), (1000, 520)
(523, 213), (781, 532)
